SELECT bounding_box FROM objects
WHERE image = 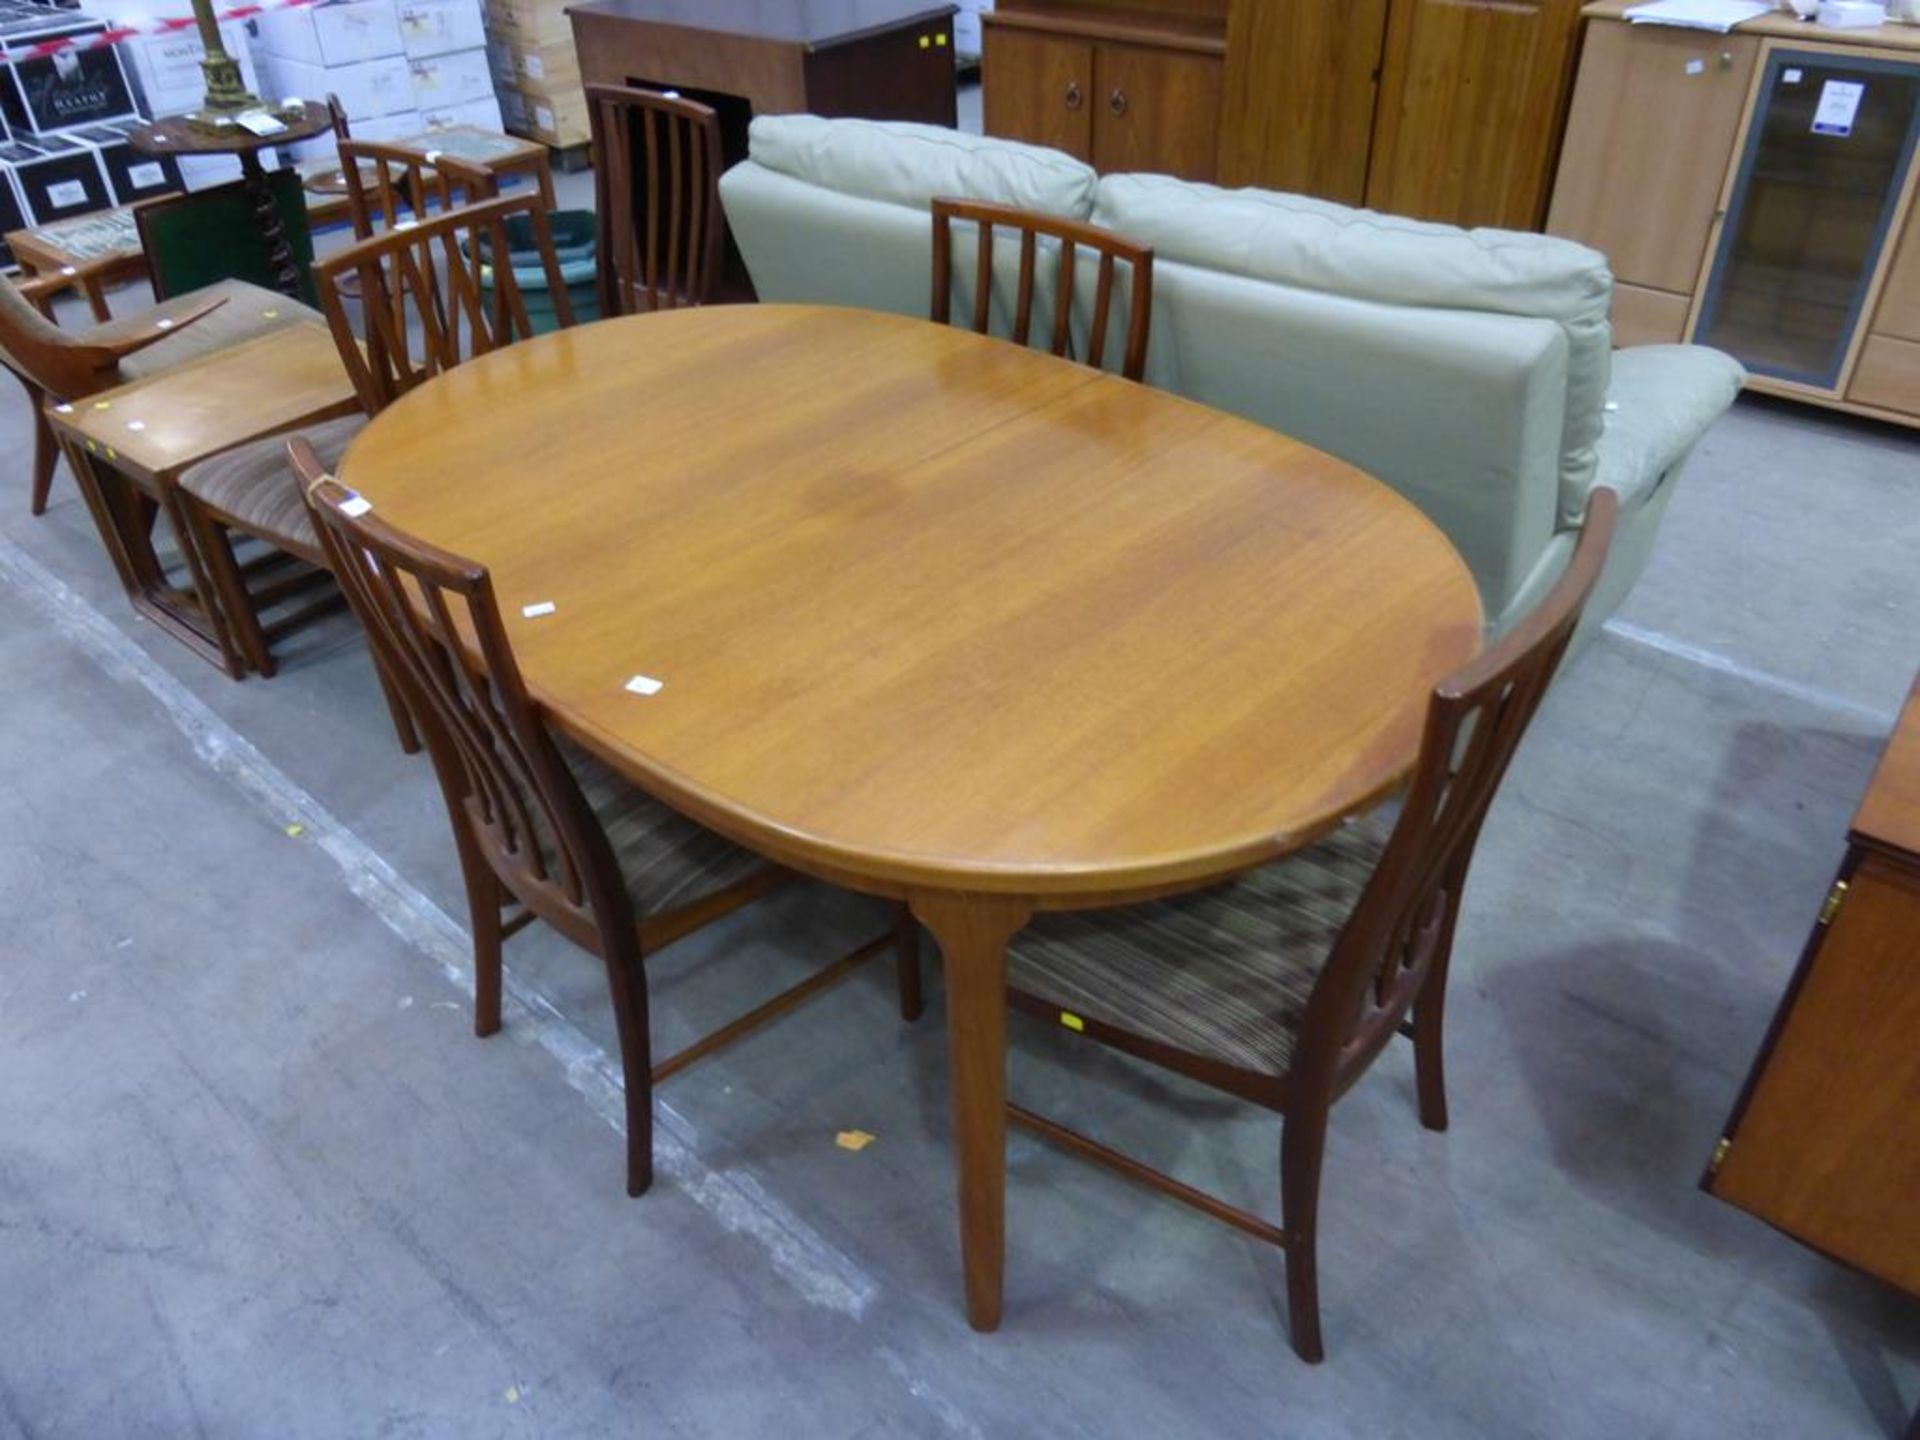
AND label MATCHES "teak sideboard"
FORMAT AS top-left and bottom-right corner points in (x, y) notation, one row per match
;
(1550, 4), (1920, 427)
(1704, 674), (1920, 1303)
(981, 0), (1587, 230)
